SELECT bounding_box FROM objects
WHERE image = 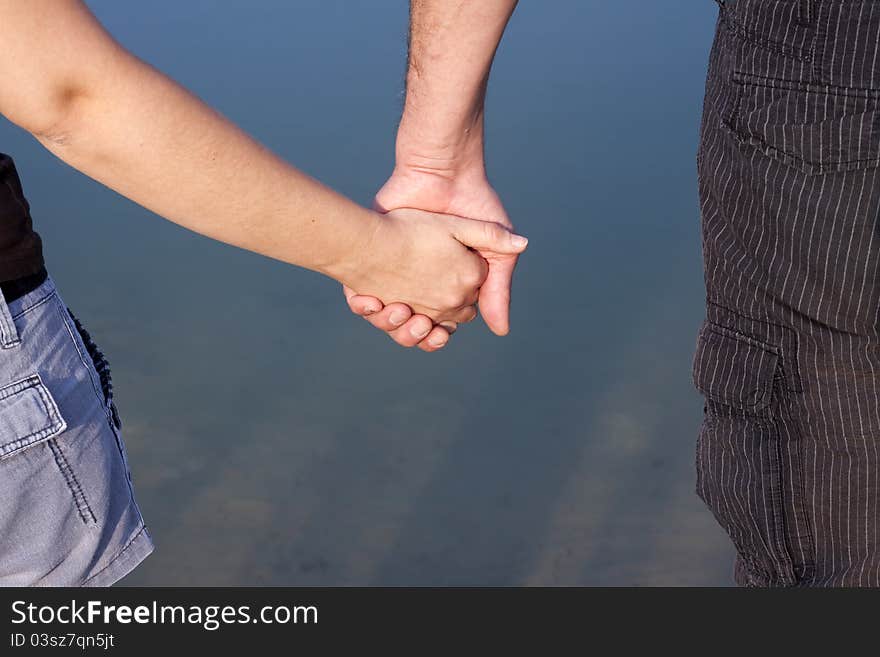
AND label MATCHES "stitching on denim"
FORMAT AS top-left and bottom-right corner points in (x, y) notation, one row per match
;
(10, 288), (57, 321)
(0, 373), (43, 401)
(32, 375), (66, 434)
(0, 326), (19, 348)
(81, 525), (148, 586)
(0, 285), (20, 350)
(66, 308), (113, 410)
(66, 307), (119, 430)
(47, 438), (96, 525)
(0, 424), (64, 460)
(0, 375), (66, 458)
